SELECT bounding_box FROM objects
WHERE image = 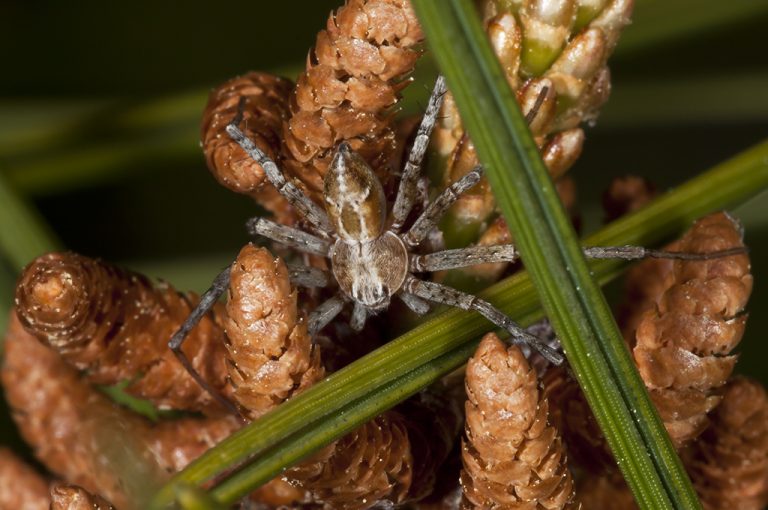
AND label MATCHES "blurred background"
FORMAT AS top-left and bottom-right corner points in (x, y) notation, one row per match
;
(1, 0), (766, 445)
